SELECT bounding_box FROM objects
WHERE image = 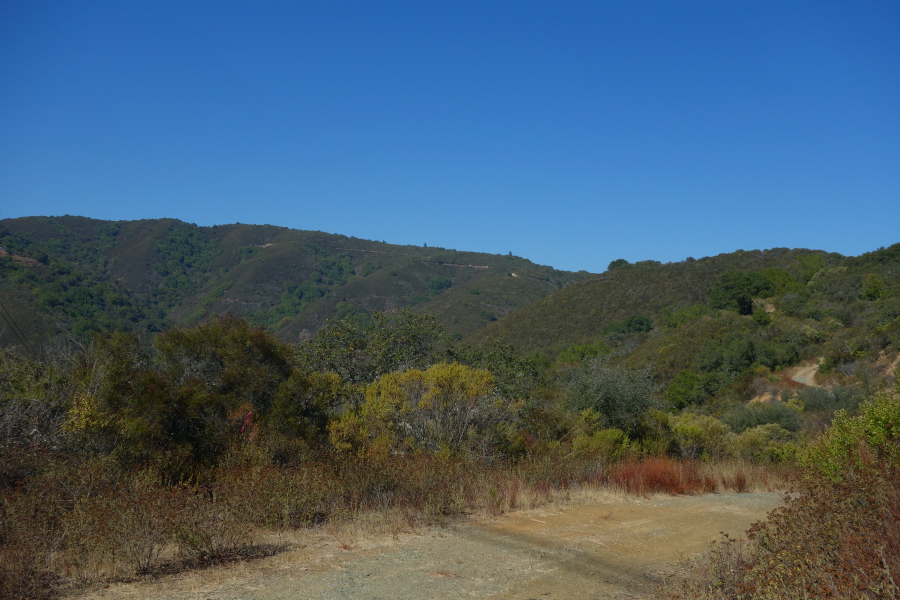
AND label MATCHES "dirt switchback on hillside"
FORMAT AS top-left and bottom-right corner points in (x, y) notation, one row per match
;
(76, 492), (781, 600)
